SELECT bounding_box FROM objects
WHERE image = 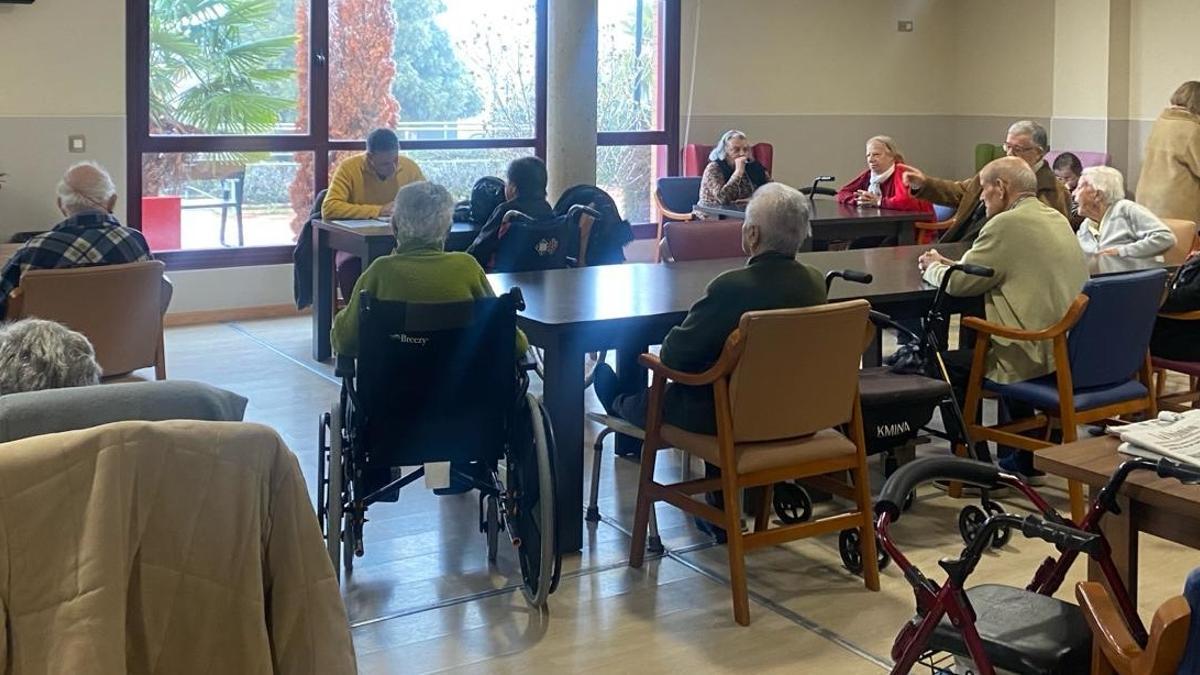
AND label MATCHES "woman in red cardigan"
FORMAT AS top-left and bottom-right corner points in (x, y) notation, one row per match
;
(836, 136), (933, 214)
